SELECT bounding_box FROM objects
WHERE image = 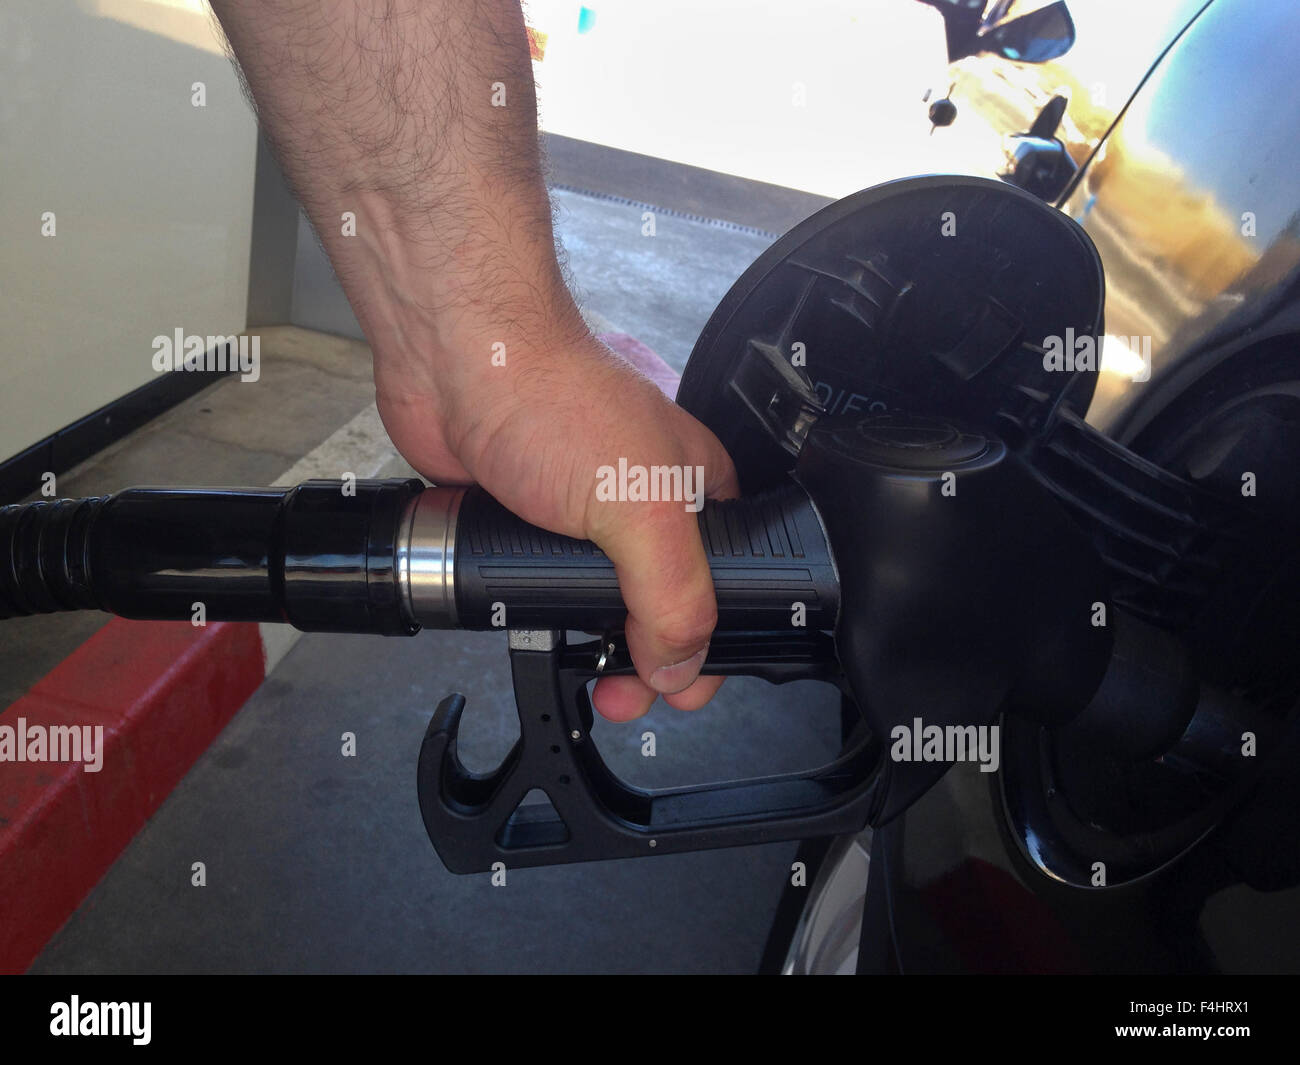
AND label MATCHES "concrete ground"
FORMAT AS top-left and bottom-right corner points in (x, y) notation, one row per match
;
(0, 327), (378, 709)
(554, 185), (776, 371)
(32, 634), (839, 974)
(20, 177), (844, 973)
